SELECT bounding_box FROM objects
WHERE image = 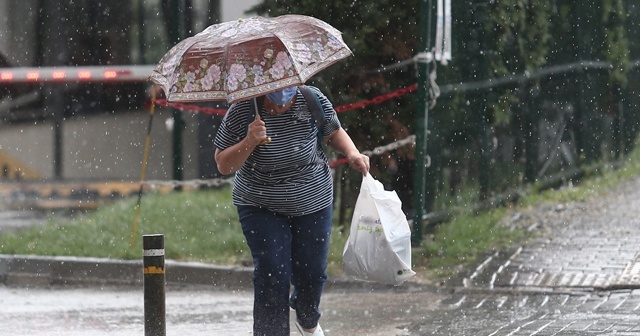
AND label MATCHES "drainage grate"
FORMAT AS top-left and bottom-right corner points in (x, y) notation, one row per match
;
(610, 252), (640, 289)
(520, 271), (616, 289)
